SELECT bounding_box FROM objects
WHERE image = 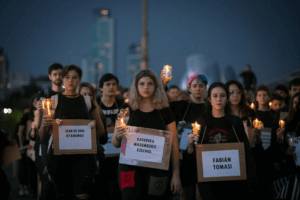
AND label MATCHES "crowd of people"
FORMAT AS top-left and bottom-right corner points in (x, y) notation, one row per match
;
(0, 62), (300, 200)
